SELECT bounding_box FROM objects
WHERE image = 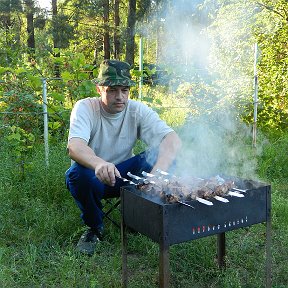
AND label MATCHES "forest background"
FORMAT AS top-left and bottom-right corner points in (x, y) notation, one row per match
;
(0, 0), (288, 287)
